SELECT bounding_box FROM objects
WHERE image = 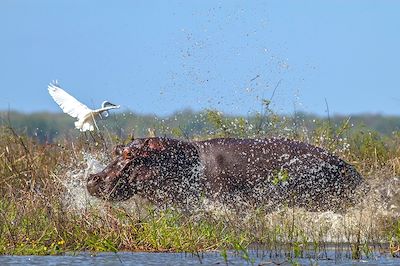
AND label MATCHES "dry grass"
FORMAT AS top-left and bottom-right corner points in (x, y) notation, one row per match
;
(0, 123), (399, 260)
